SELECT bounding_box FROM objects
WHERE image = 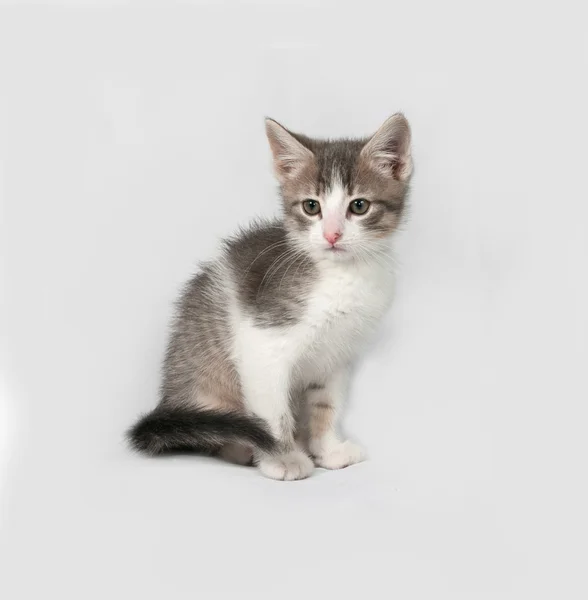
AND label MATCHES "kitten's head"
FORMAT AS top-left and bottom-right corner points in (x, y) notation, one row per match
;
(265, 114), (412, 262)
